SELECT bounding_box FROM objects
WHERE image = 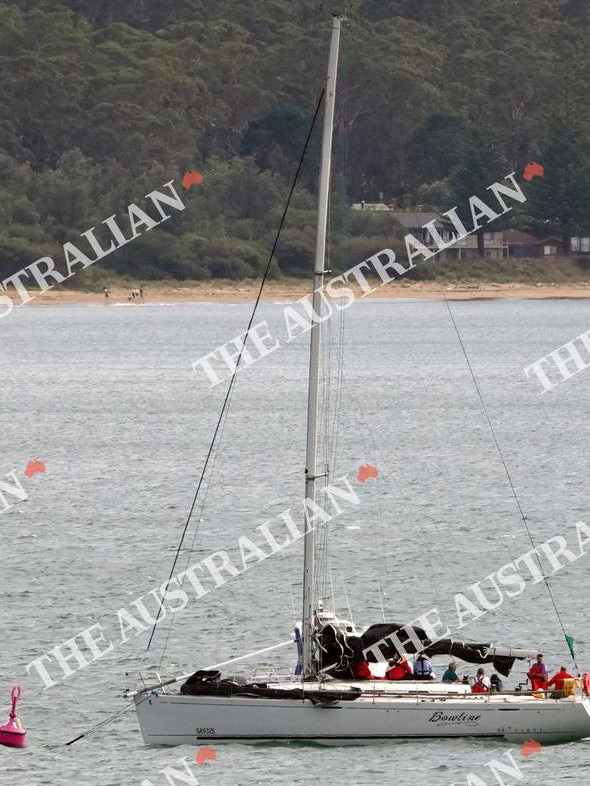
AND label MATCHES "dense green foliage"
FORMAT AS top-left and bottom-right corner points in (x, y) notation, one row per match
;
(1, 0), (590, 284)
